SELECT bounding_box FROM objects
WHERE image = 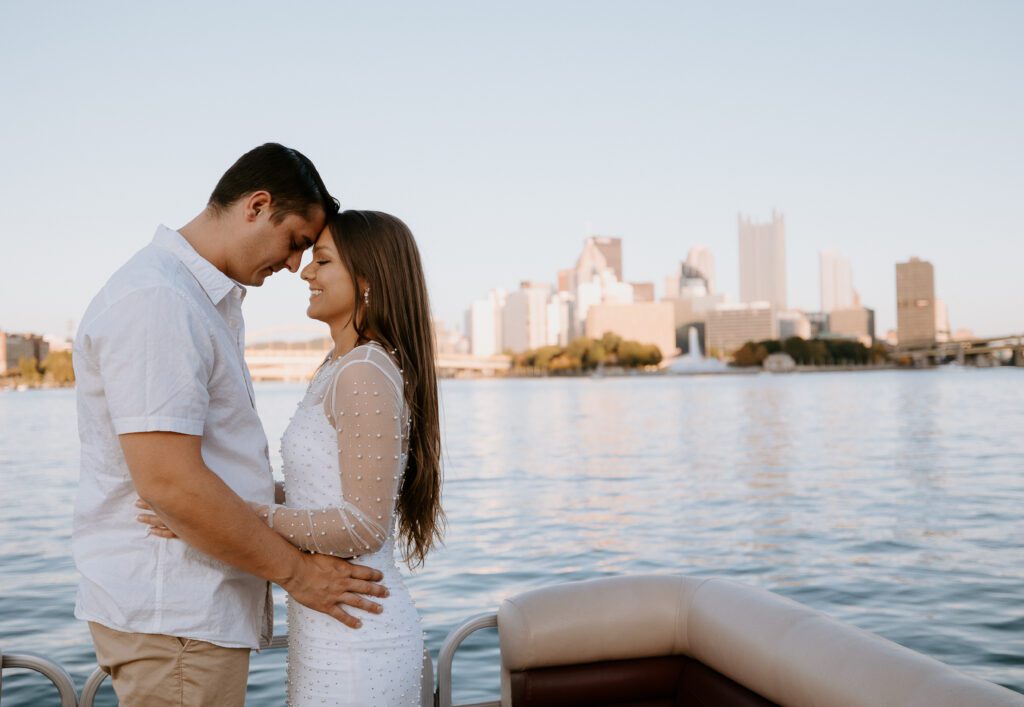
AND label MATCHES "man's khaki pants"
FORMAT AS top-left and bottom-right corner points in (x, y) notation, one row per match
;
(89, 622), (250, 707)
